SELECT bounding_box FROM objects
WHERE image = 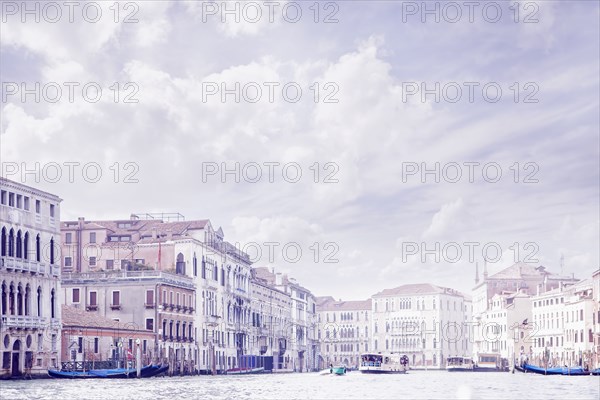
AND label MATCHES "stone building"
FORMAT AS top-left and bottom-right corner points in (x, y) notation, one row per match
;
(371, 283), (472, 369)
(316, 296), (371, 369)
(0, 177), (62, 378)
